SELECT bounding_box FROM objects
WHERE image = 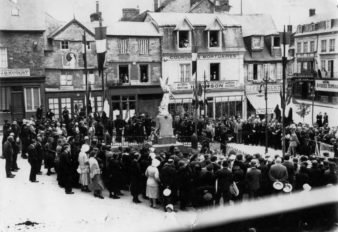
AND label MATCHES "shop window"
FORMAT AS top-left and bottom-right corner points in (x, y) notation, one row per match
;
(25, 88), (40, 112)
(321, 40), (327, 52)
(0, 47), (8, 68)
(329, 39), (335, 52)
(140, 65), (149, 83)
(210, 63), (220, 81)
(273, 36), (280, 47)
(178, 31), (190, 48)
(60, 71), (73, 86)
(180, 64), (191, 82)
(73, 99), (83, 114)
(0, 87), (11, 112)
(61, 41), (69, 50)
(138, 39), (149, 54)
(209, 31), (220, 47)
(48, 98), (59, 119)
(119, 65), (129, 83)
(253, 64), (258, 80)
